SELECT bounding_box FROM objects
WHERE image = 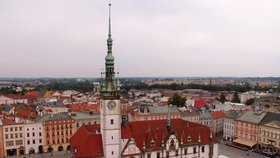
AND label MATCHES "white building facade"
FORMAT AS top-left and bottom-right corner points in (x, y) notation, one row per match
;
(24, 123), (43, 154)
